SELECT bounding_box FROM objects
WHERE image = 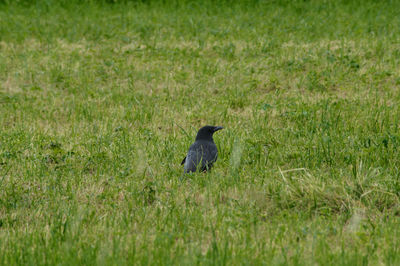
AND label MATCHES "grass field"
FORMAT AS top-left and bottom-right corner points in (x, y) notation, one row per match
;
(1, 0), (400, 264)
